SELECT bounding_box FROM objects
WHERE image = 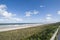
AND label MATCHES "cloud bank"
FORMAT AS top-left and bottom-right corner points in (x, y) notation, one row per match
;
(0, 4), (23, 23)
(25, 10), (39, 17)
